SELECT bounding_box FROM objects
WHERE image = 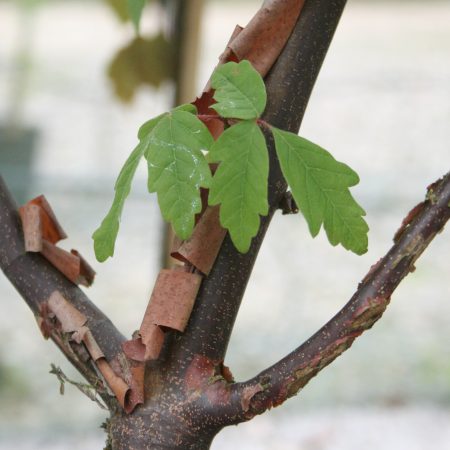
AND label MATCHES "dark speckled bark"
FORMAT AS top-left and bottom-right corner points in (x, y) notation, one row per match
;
(225, 172), (450, 422)
(4, 1), (449, 449)
(0, 178), (124, 361)
(0, 176), (125, 408)
(1, 1), (349, 448)
(107, 1), (350, 448)
(170, 0), (348, 365)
